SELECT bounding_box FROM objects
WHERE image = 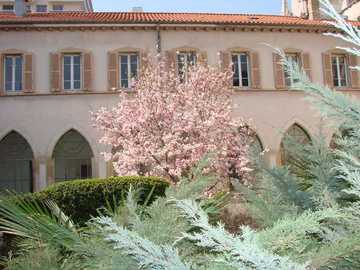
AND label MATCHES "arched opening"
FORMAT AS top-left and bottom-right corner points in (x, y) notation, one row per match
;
(0, 131), (34, 192)
(280, 124), (311, 165)
(53, 129), (93, 182)
(250, 134), (264, 157)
